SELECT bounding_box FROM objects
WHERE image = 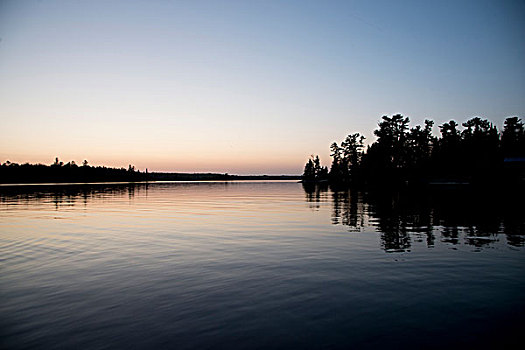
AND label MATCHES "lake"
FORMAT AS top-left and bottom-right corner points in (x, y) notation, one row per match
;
(1, 181), (524, 349)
